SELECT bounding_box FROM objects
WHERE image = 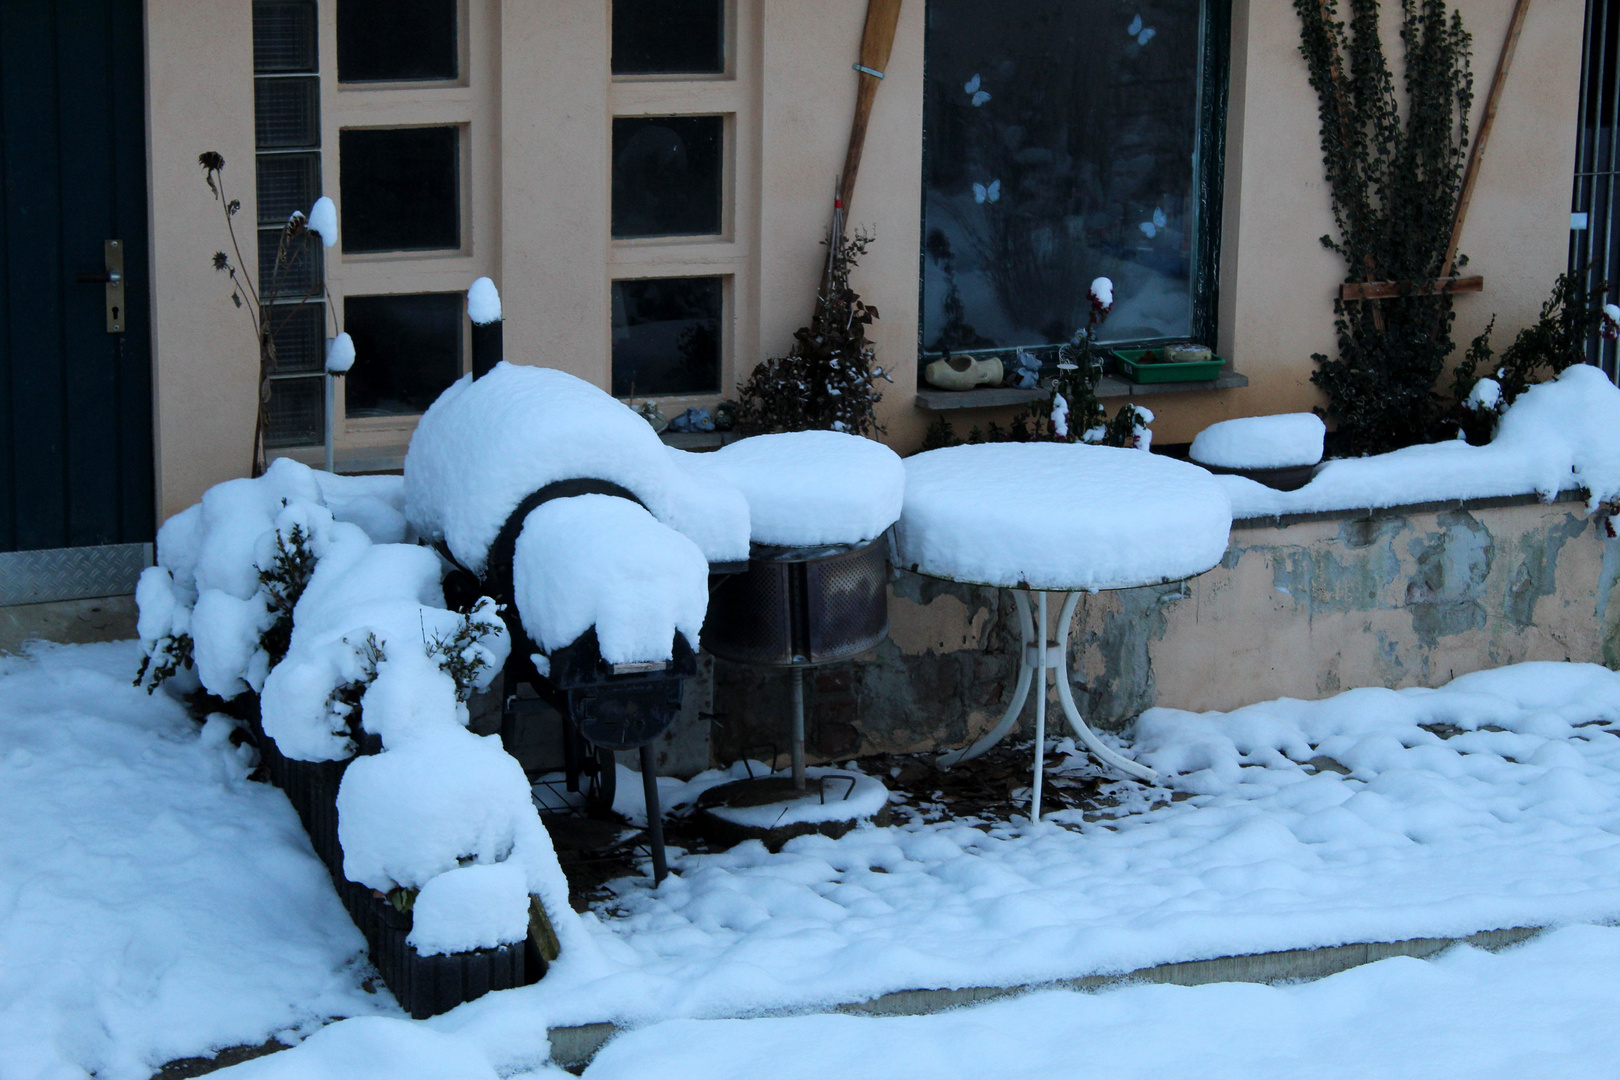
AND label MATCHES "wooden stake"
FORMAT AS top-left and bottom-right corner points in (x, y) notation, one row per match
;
(1341, 275), (1484, 301)
(1442, 0), (1531, 278)
(838, 0), (903, 215)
